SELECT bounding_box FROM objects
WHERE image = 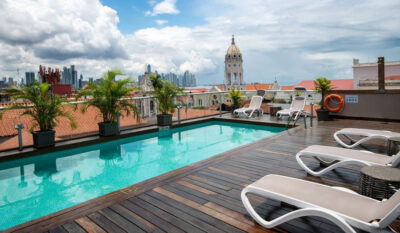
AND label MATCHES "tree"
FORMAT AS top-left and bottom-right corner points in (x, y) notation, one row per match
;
(0, 82), (76, 132)
(76, 68), (140, 123)
(150, 73), (163, 89)
(153, 81), (186, 115)
(313, 77), (332, 110)
(227, 88), (242, 108)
